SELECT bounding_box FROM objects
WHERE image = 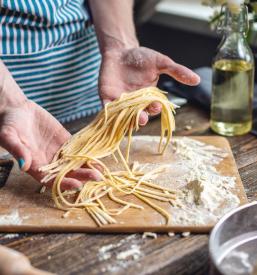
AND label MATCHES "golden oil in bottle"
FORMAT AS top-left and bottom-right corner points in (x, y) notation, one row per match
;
(210, 4), (255, 136)
(210, 59), (254, 136)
